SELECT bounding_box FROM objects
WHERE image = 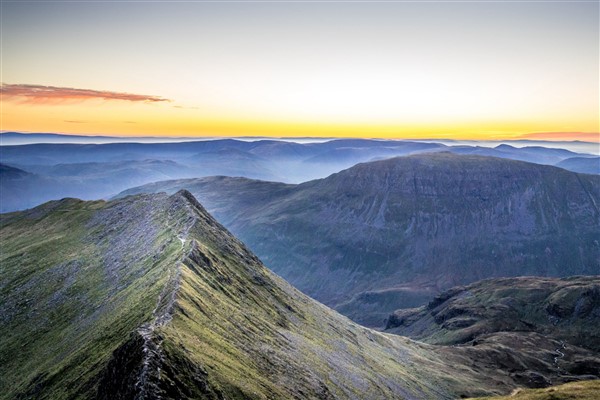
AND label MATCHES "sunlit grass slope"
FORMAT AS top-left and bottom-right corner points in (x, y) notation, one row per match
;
(470, 380), (600, 400)
(0, 191), (538, 399)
